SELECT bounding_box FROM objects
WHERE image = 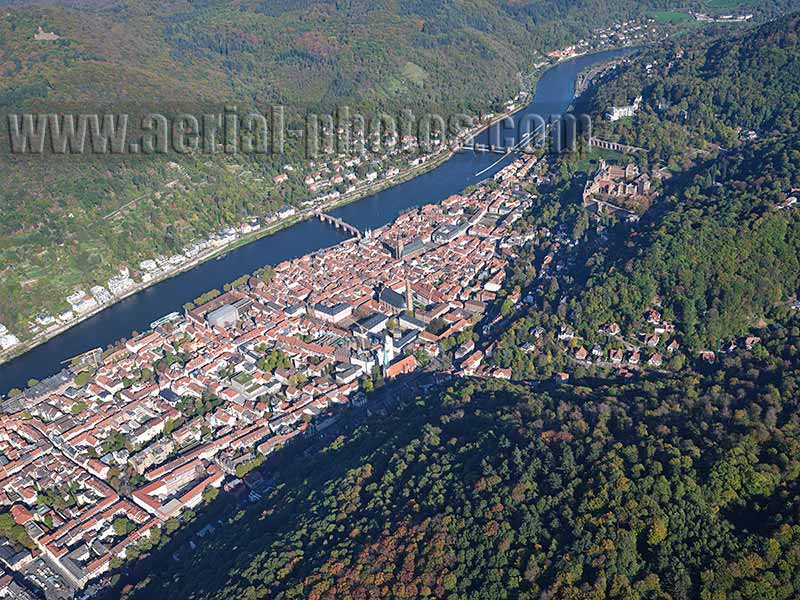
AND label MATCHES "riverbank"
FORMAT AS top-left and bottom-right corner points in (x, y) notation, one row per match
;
(0, 47), (636, 396)
(4, 40), (643, 372)
(0, 94), (536, 372)
(0, 145), (468, 370)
